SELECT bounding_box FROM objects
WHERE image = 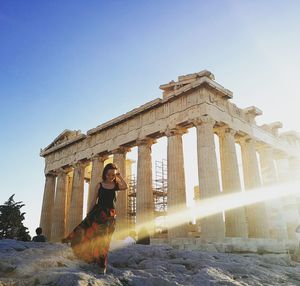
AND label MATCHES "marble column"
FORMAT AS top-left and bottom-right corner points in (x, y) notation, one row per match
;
(217, 126), (248, 238)
(67, 161), (88, 234)
(166, 127), (188, 238)
(239, 137), (269, 238)
(193, 116), (225, 242)
(276, 154), (290, 182)
(282, 199), (300, 240)
(289, 156), (300, 181)
(87, 155), (107, 213)
(258, 145), (288, 239)
(51, 168), (69, 242)
(276, 155), (300, 239)
(289, 157), (300, 235)
(65, 171), (73, 235)
(136, 138), (156, 234)
(113, 147), (130, 238)
(40, 172), (56, 241)
(258, 146), (277, 185)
